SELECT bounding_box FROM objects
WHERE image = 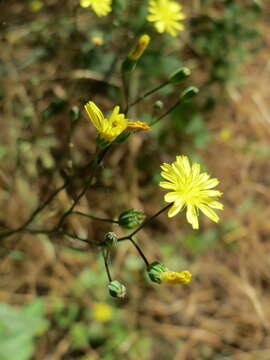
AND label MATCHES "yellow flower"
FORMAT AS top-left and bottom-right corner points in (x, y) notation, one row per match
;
(85, 101), (127, 142)
(92, 302), (113, 322)
(80, 0), (112, 17)
(128, 34), (151, 61)
(159, 155), (223, 229)
(85, 101), (150, 142)
(29, 0), (44, 12)
(161, 270), (192, 285)
(147, 0), (186, 37)
(91, 35), (104, 46)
